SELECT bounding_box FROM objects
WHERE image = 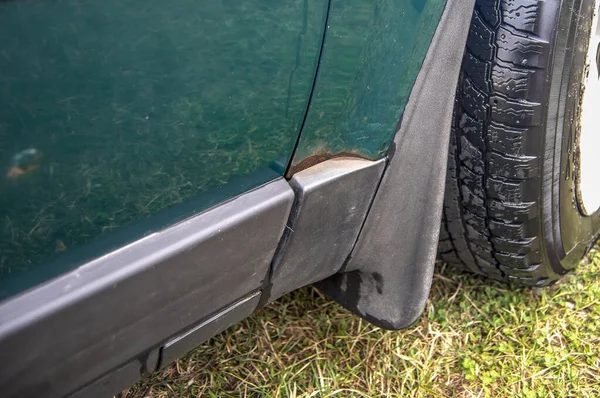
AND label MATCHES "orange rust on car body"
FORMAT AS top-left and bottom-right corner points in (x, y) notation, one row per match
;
(6, 166), (27, 178)
(286, 151), (377, 178)
(6, 148), (43, 178)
